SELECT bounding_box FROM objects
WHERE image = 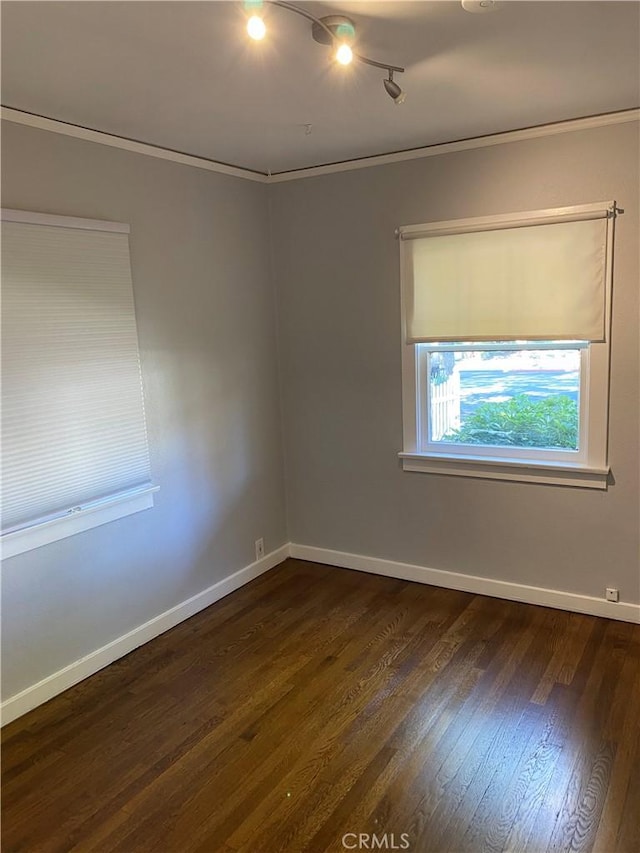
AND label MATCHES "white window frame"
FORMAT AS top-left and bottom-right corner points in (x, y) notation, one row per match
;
(1, 208), (158, 559)
(399, 204), (614, 489)
(419, 341), (590, 463)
